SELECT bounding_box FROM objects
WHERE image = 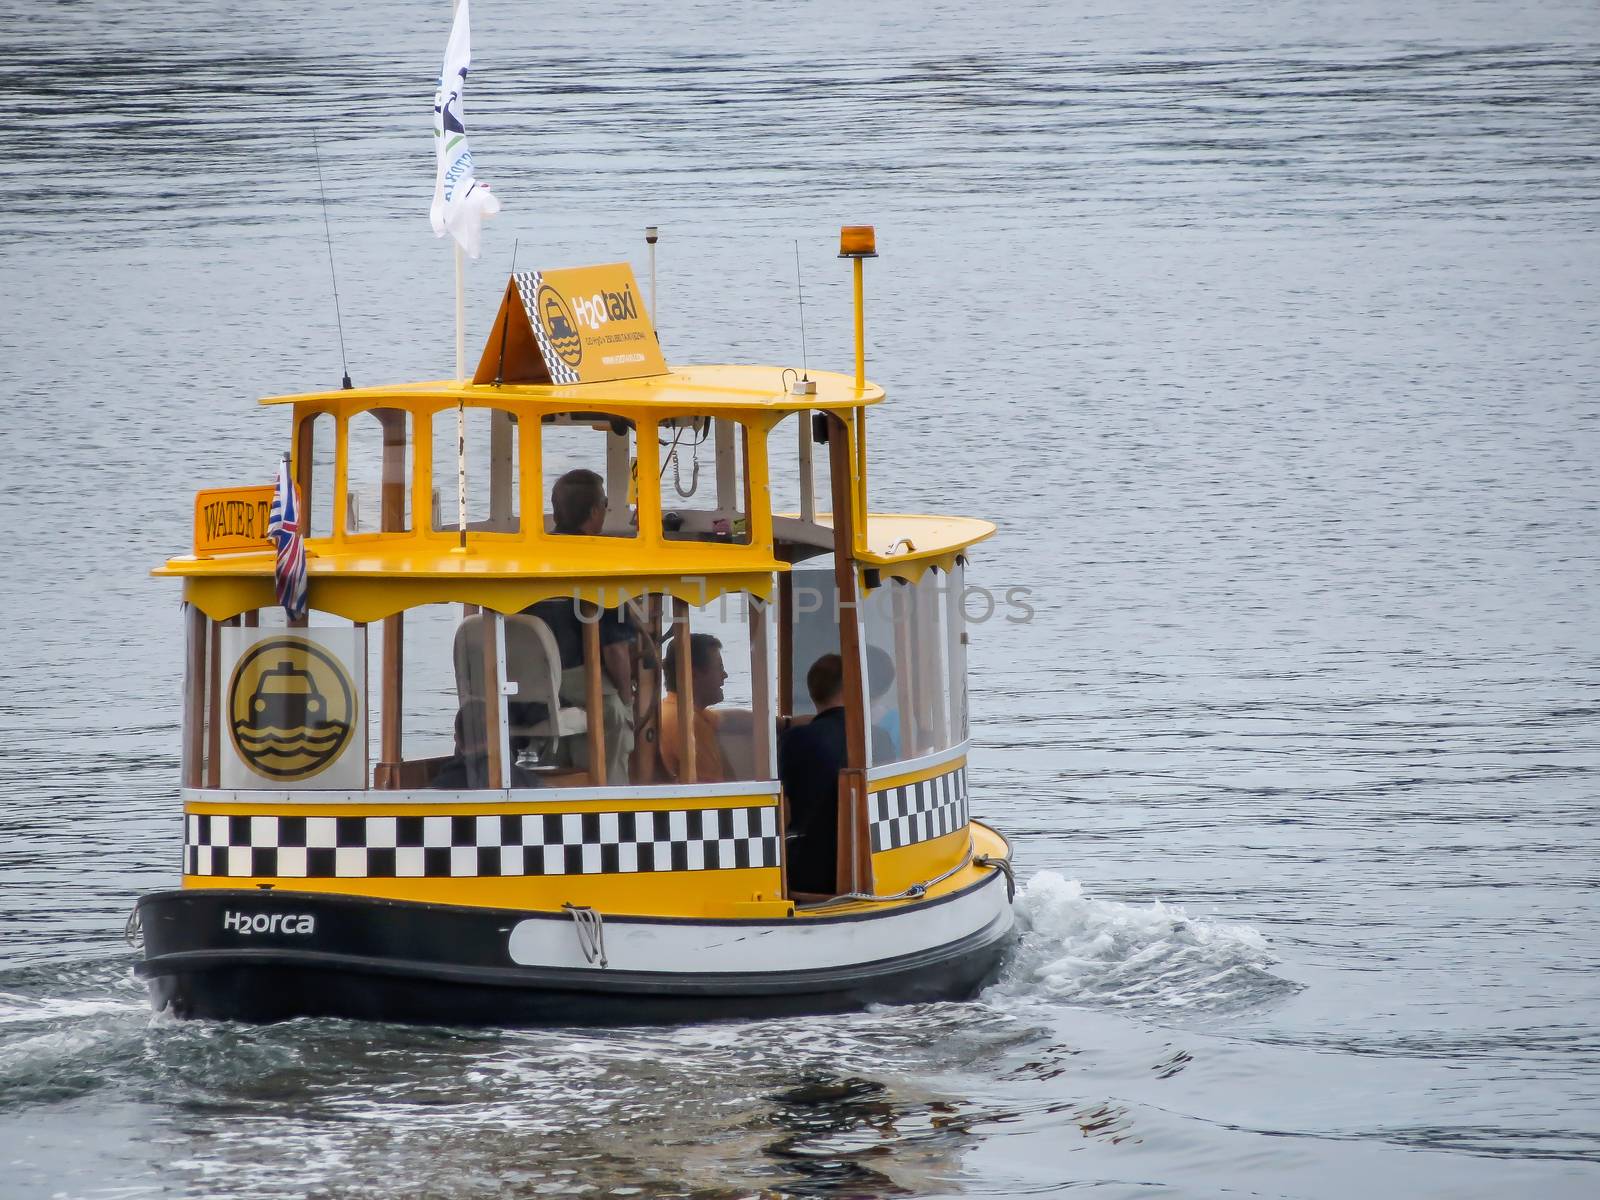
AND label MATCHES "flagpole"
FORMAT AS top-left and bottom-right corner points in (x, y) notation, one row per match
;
(456, 241), (467, 549)
(452, 0), (468, 552)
